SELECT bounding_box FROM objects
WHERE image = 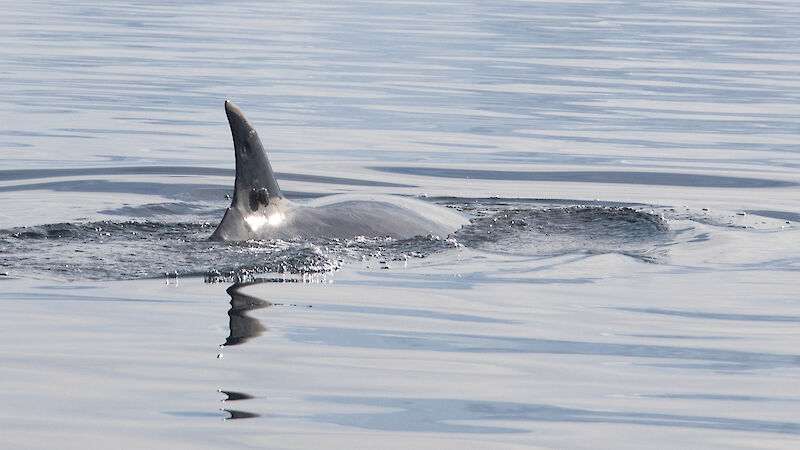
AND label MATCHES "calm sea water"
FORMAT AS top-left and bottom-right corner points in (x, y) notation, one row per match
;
(1, 1), (799, 448)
